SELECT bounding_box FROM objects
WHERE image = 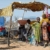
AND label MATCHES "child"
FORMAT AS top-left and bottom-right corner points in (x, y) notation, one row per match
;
(31, 17), (41, 46)
(25, 19), (31, 42)
(30, 28), (36, 45)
